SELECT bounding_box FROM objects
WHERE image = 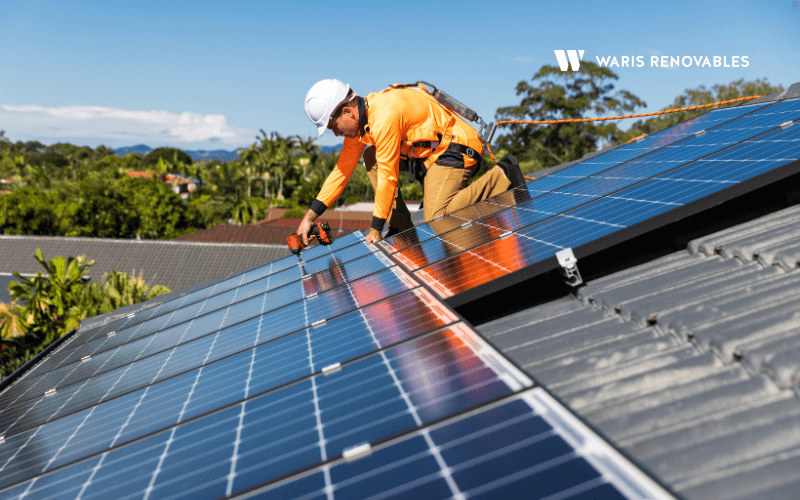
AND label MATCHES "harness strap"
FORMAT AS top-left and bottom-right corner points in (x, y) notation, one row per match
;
(406, 141), (482, 183)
